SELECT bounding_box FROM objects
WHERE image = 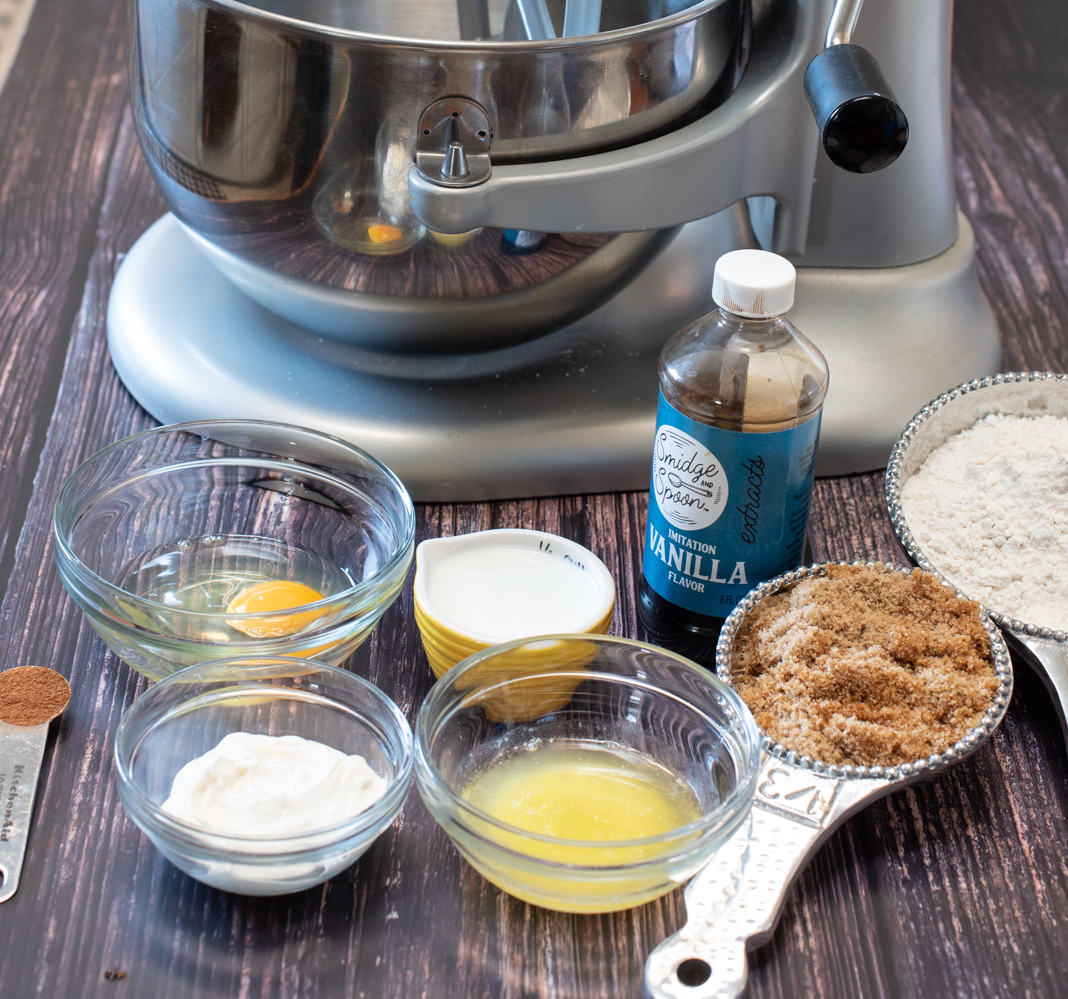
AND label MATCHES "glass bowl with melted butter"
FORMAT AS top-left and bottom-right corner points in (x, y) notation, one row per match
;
(414, 636), (761, 913)
(53, 420), (414, 680)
